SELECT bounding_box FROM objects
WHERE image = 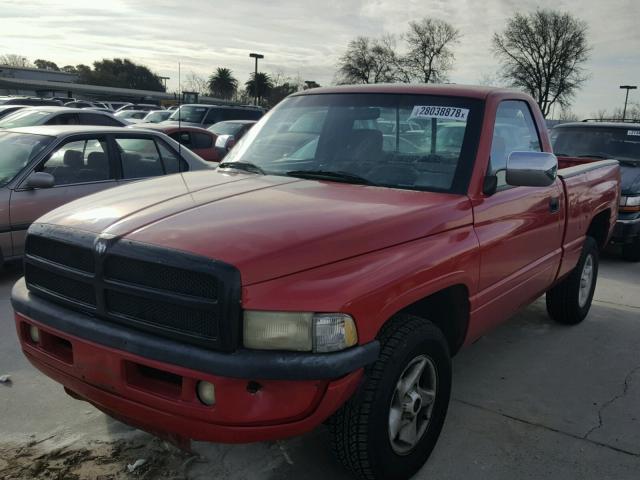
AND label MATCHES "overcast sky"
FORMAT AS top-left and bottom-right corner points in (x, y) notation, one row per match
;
(1, 0), (638, 117)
